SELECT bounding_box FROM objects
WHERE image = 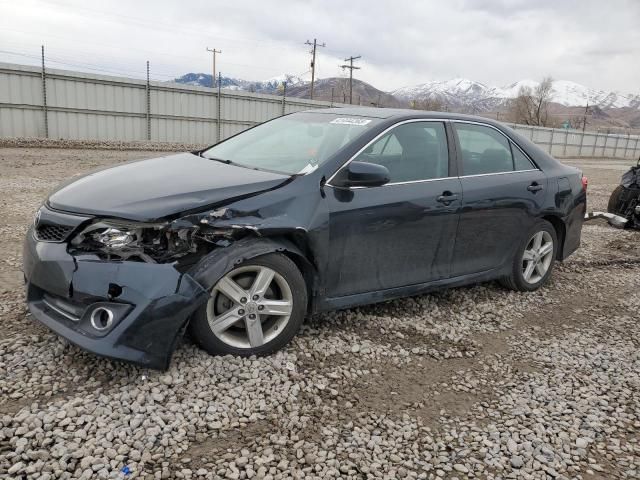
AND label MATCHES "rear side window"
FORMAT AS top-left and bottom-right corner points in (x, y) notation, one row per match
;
(455, 123), (513, 175)
(355, 122), (449, 183)
(511, 144), (535, 171)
